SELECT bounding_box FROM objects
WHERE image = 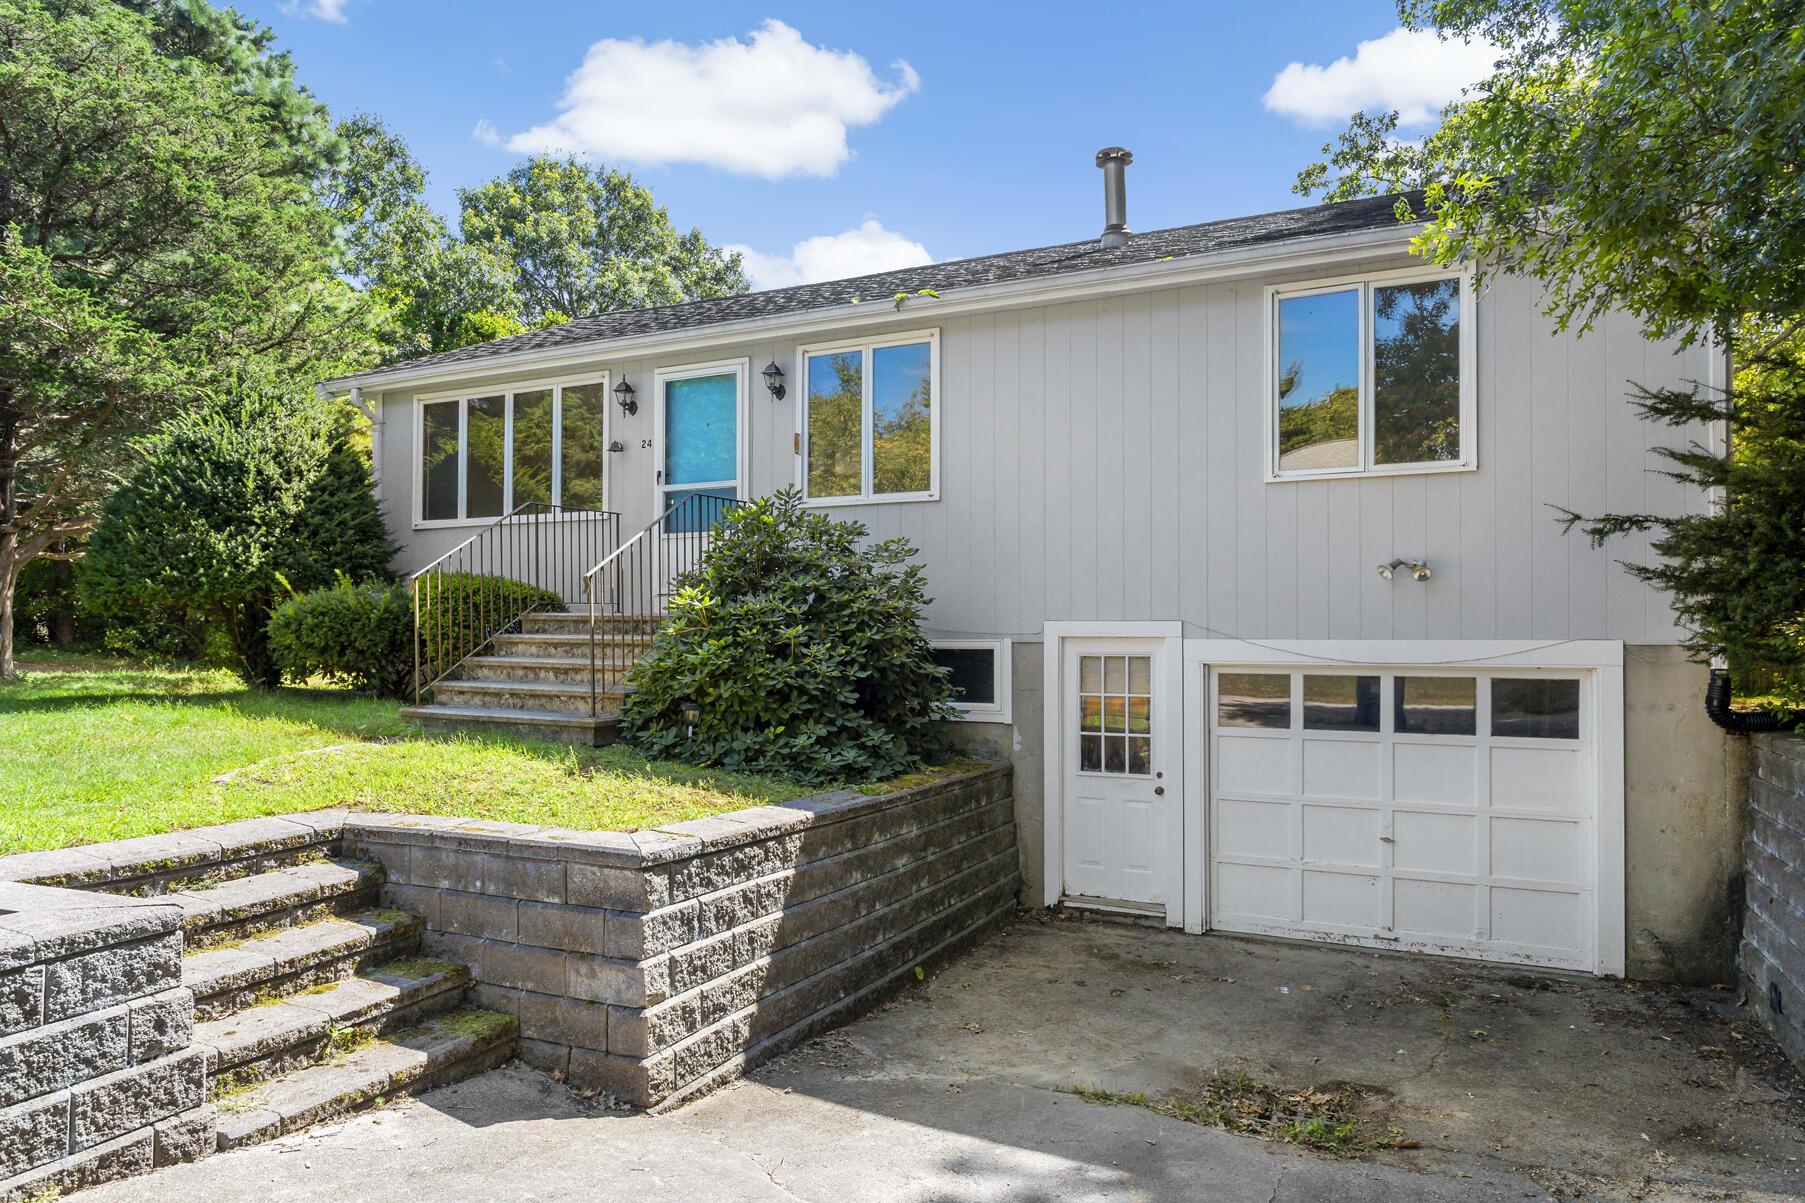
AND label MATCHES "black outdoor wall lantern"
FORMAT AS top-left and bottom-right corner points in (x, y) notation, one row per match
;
(761, 360), (786, 401)
(614, 377), (638, 417)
